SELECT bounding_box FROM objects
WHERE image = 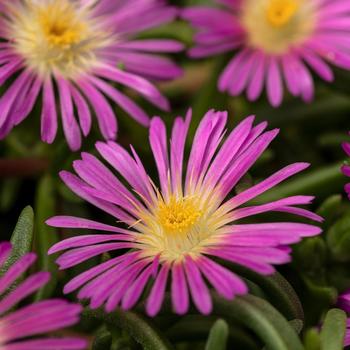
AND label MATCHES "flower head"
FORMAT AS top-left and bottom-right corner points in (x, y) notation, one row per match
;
(48, 109), (322, 316)
(0, 0), (183, 150)
(0, 241), (86, 349)
(342, 138), (350, 198)
(183, 0), (350, 107)
(336, 291), (350, 346)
